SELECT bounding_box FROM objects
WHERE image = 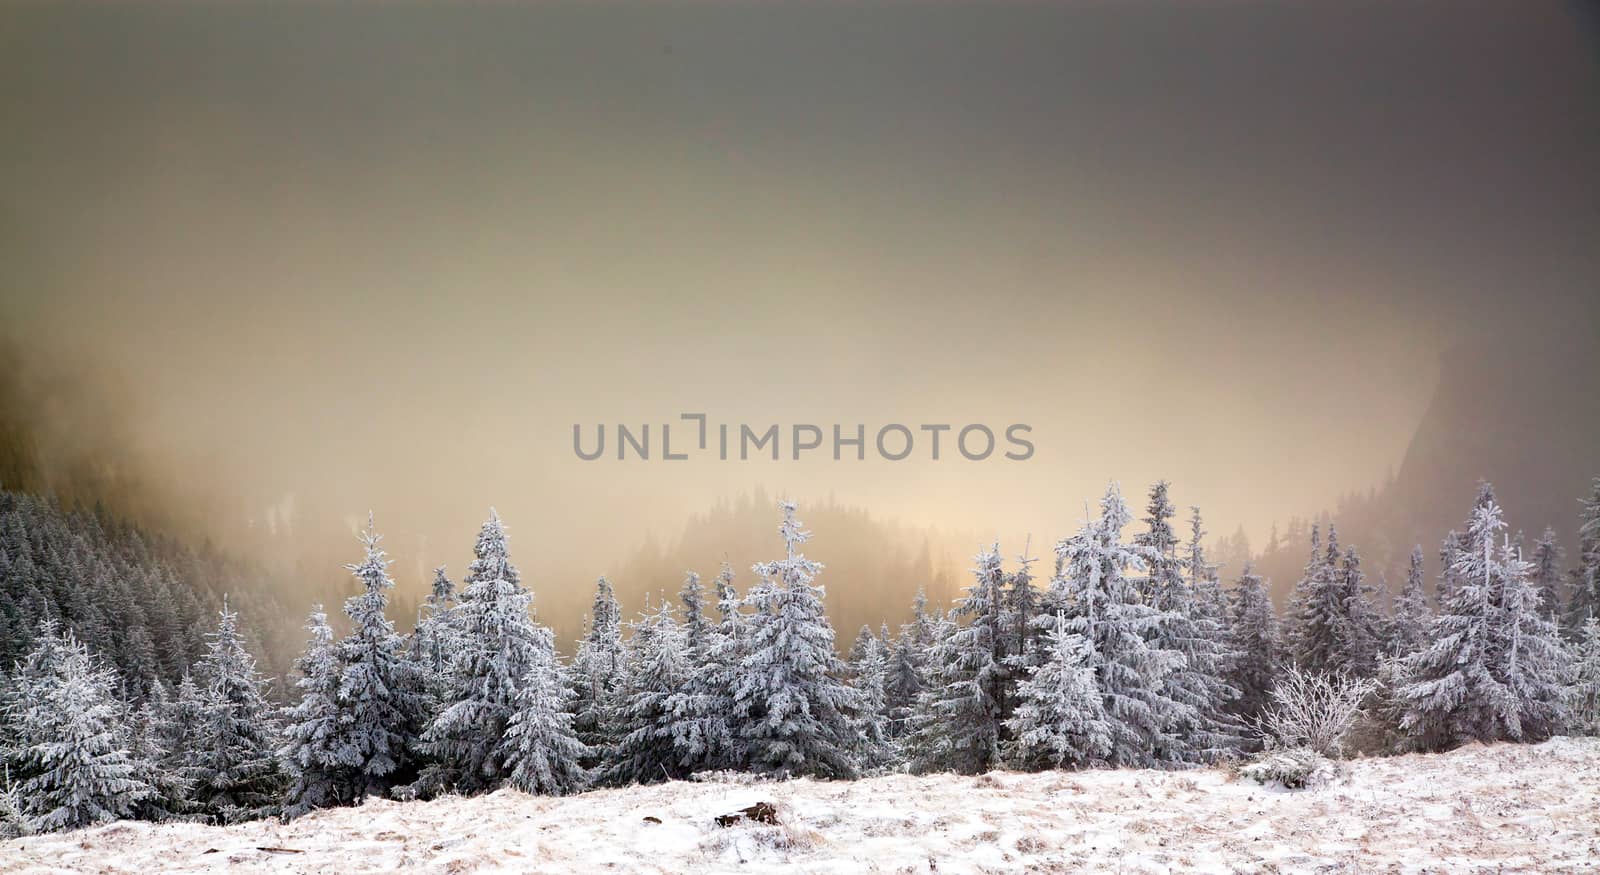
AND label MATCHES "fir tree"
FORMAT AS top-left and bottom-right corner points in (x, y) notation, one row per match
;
(1529, 528), (1564, 624)
(1400, 495), (1570, 749)
(1388, 546), (1431, 658)
(335, 516), (428, 799)
(601, 599), (690, 785)
(186, 600), (284, 823)
(279, 606), (356, 818)
(1567, 617), (1600, 736)
(419, 510), (541, 795)
(1225, 563), (1280, 725)
(410, 566), (458, 699)
(733, 501), (859, 779)
(917, 544), (1009, 774)
(1565, 479), (1600, 635)
(885, 588), (934, 738)
(503, 624), (589, 795)
(1051, 484), (1192, 768)
(1005, 611), (1111, 770)
(848, 633), (894, 772)
(666, 564), (745, 775)
(567, 576), (624, 762)
(5, 631), (151, 832)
